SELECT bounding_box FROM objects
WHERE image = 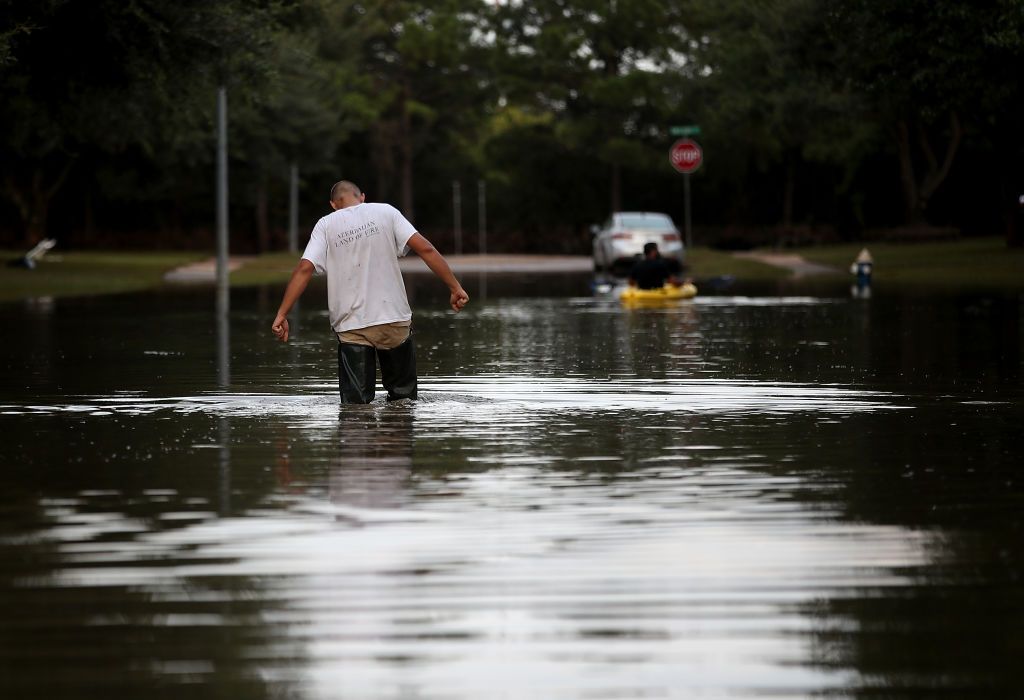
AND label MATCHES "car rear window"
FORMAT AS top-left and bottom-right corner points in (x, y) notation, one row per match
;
(616, 213), (675, 231)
